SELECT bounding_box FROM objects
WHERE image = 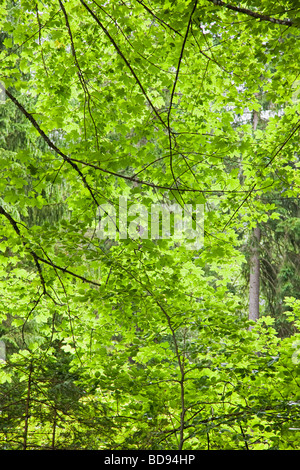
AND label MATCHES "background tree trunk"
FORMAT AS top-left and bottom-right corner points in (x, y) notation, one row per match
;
(249, 109), (260, 328)
(249, 225), (261, 327)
